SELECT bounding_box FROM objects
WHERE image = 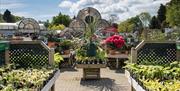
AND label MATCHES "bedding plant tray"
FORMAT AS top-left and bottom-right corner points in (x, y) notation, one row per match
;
(124, 61), (180, 91)
(0, 64), (59, 91)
